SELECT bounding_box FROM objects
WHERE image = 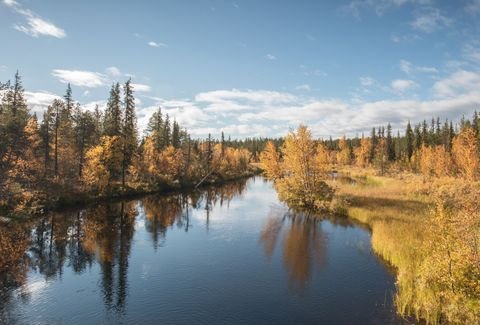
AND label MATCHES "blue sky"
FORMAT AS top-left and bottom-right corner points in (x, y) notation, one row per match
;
(1, 0), (480, 138)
